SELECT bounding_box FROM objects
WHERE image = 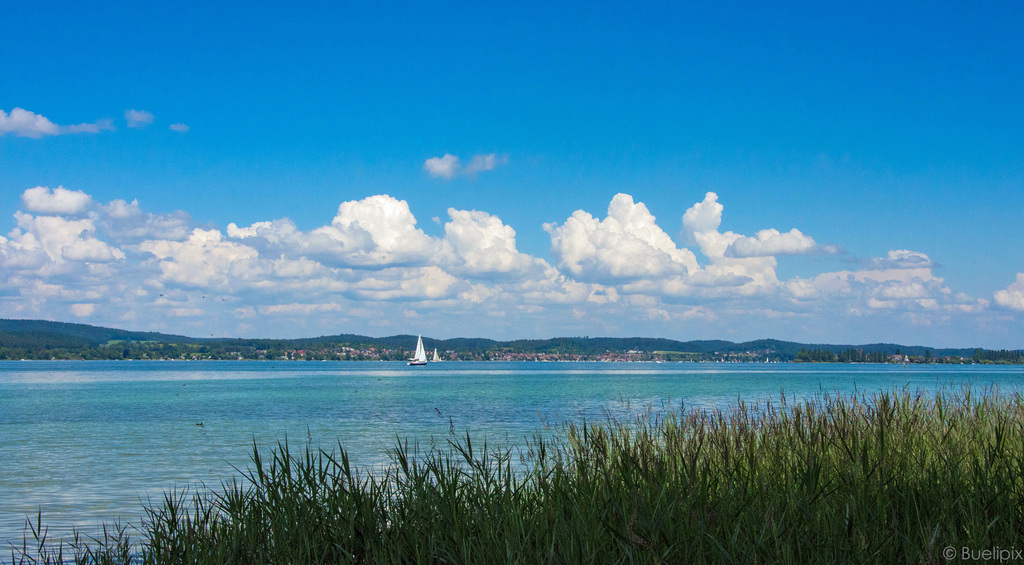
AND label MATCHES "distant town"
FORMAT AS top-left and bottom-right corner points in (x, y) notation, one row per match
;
(1, 319), (1022, 364)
